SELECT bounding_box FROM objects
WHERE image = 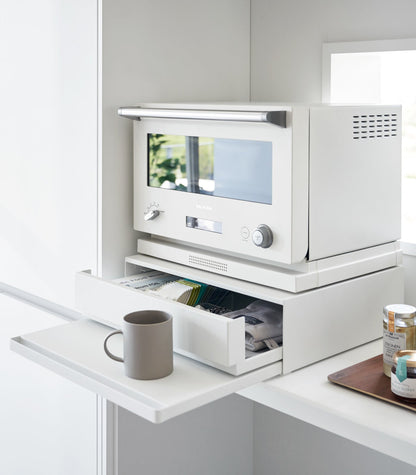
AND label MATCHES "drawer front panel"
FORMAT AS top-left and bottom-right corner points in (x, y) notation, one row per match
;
(75, 271), (245, 367)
